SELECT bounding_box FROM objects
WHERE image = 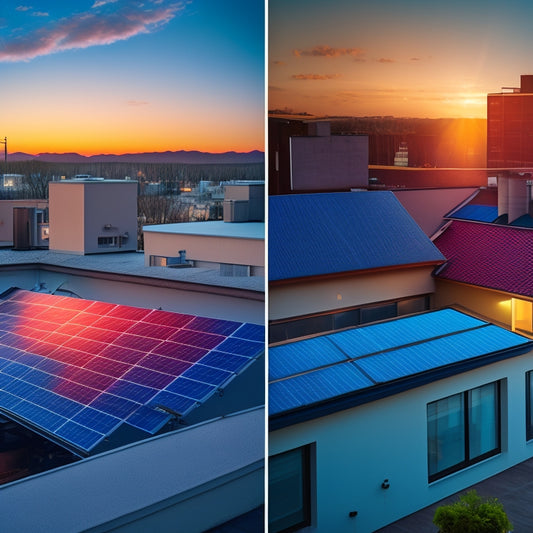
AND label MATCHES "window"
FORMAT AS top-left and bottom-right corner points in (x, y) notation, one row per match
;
(269, 446), (311, 533)
(269, 295), (430, 343)
(98, 236), (118, 248)
(526, 372), (533, 441)
(427, 381), (500, 482)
